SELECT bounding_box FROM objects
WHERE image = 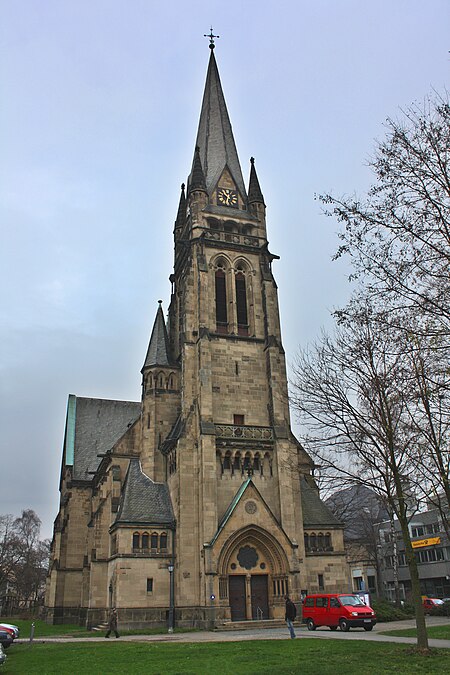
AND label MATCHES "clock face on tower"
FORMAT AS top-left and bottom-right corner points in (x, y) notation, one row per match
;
(217, 187), (238, 208)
